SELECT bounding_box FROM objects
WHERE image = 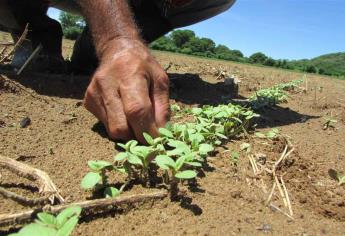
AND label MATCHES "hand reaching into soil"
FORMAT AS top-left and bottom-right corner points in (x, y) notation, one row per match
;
(84, 38), (170, 142)
(75, 0), (170, 142)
